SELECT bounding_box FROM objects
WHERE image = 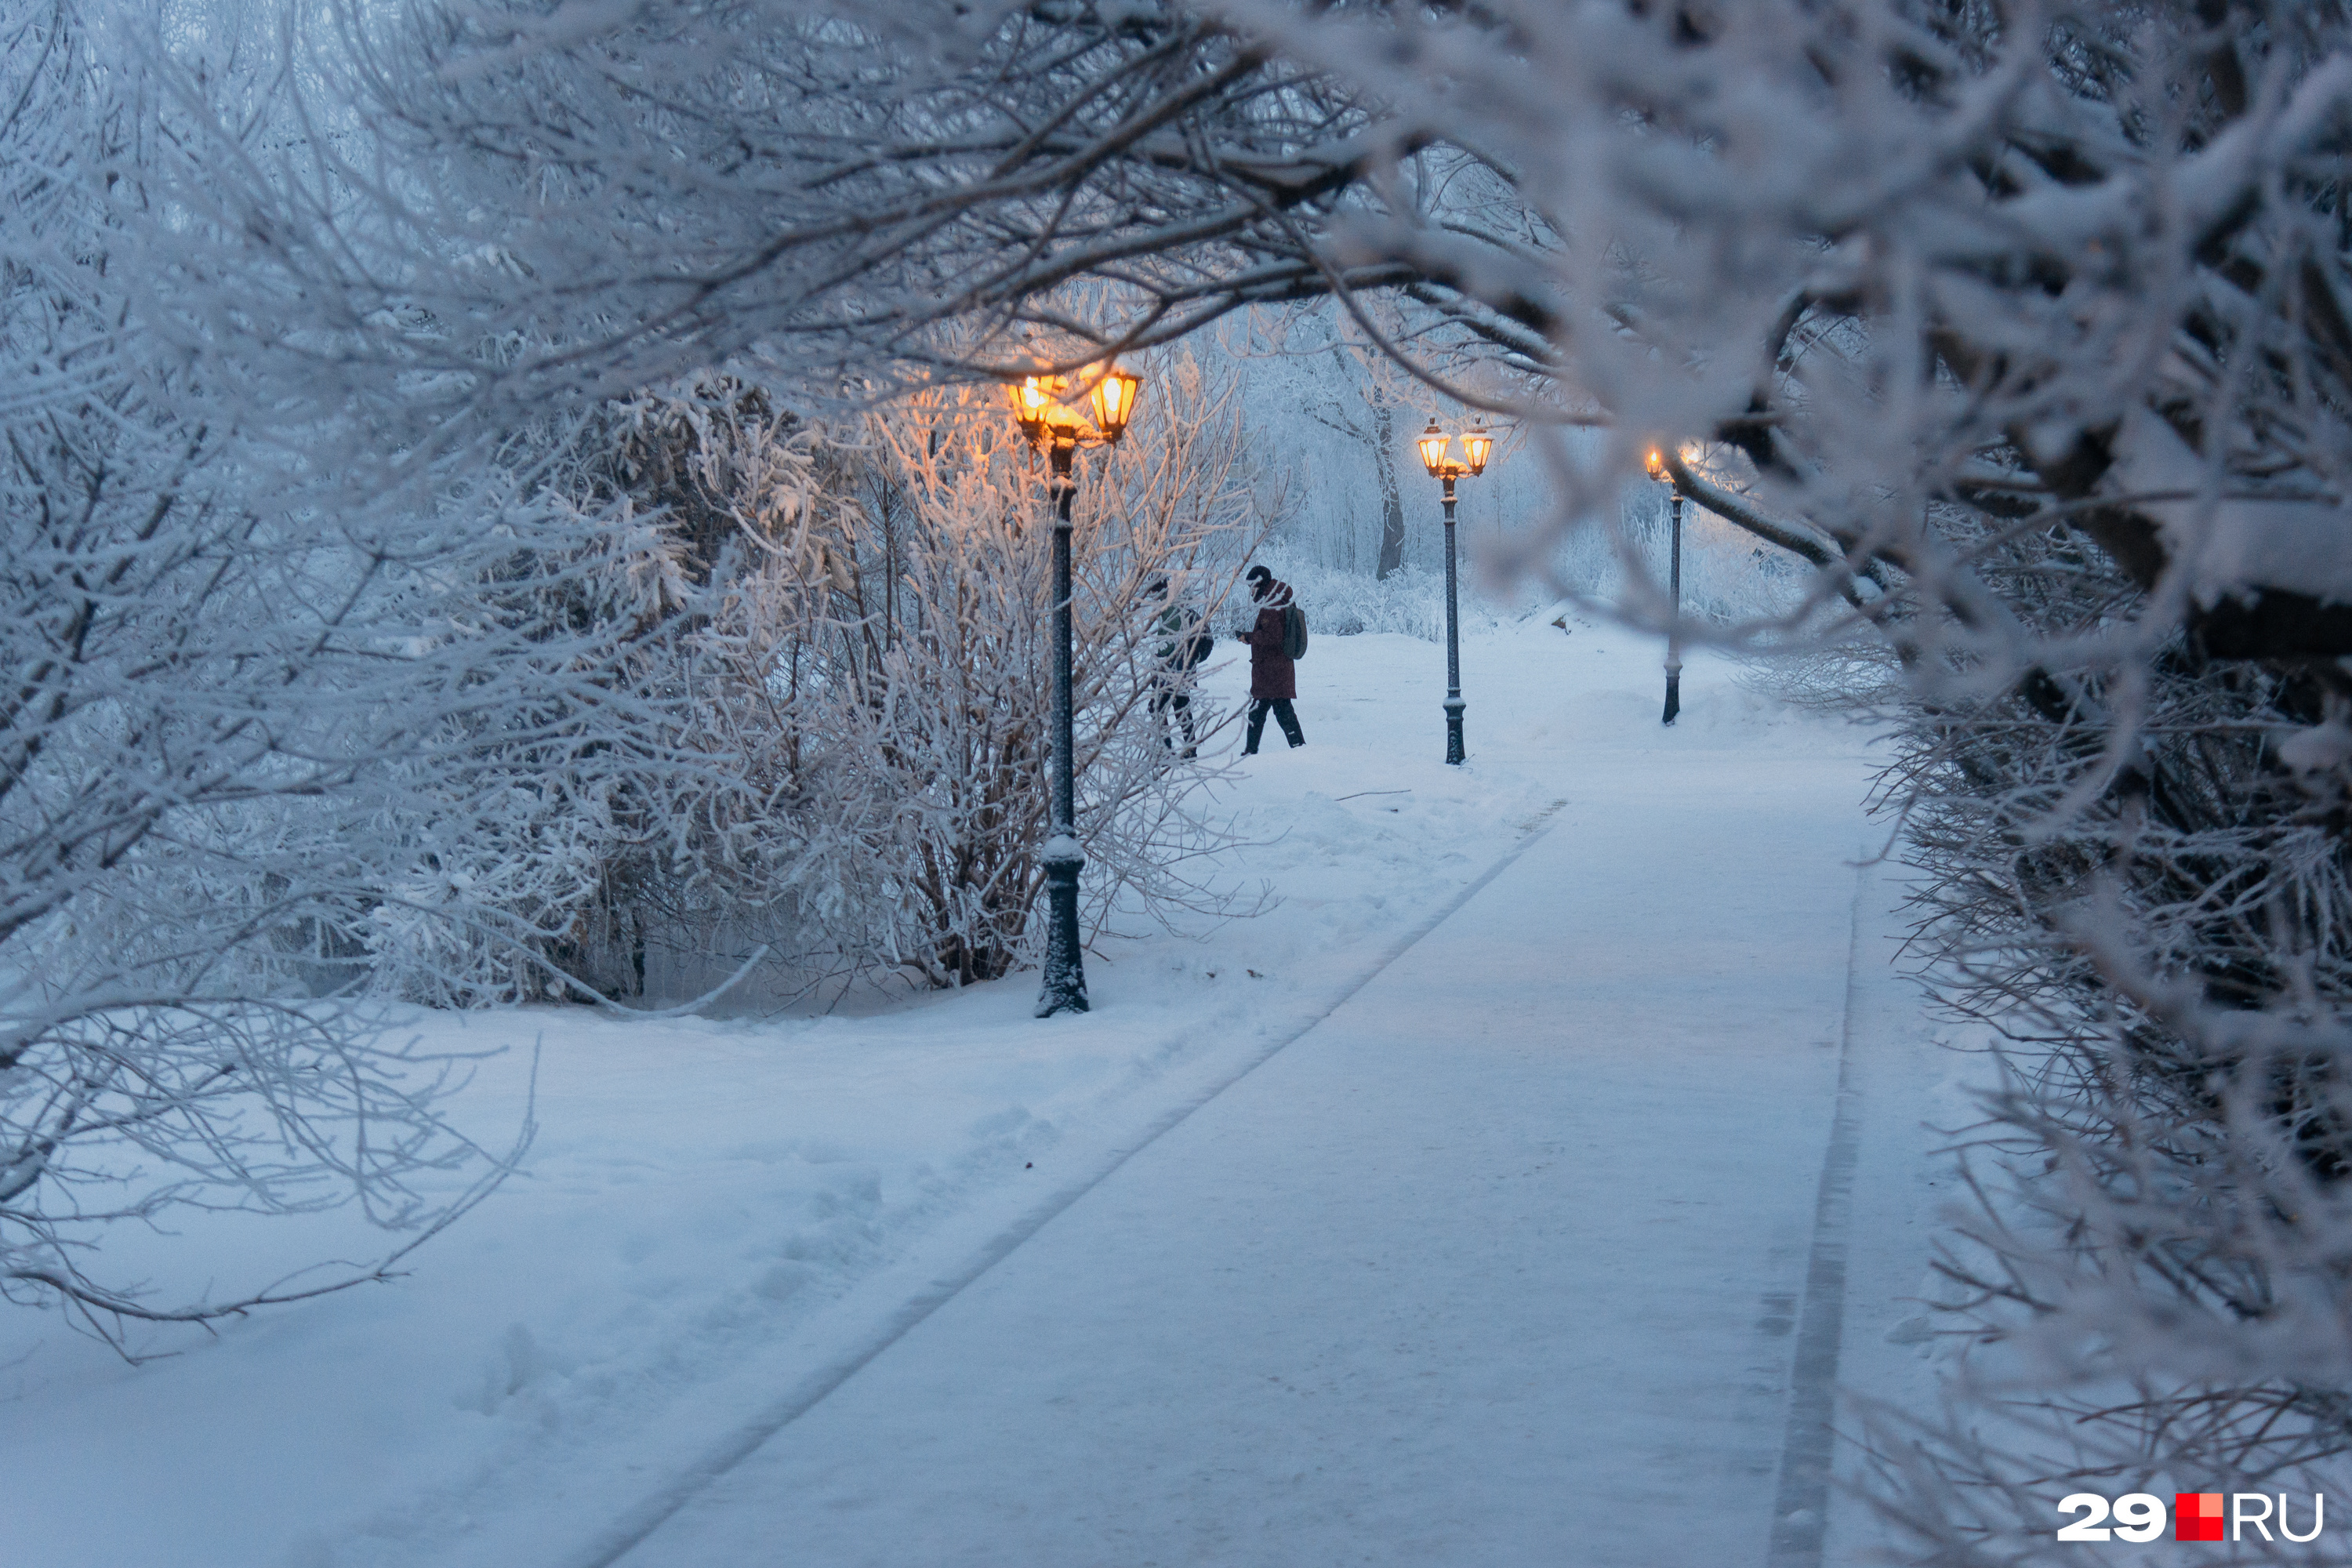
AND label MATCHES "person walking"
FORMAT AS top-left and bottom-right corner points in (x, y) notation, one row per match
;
(1233, 564), (1305, 753)
(1146, 577), (1207, 757)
